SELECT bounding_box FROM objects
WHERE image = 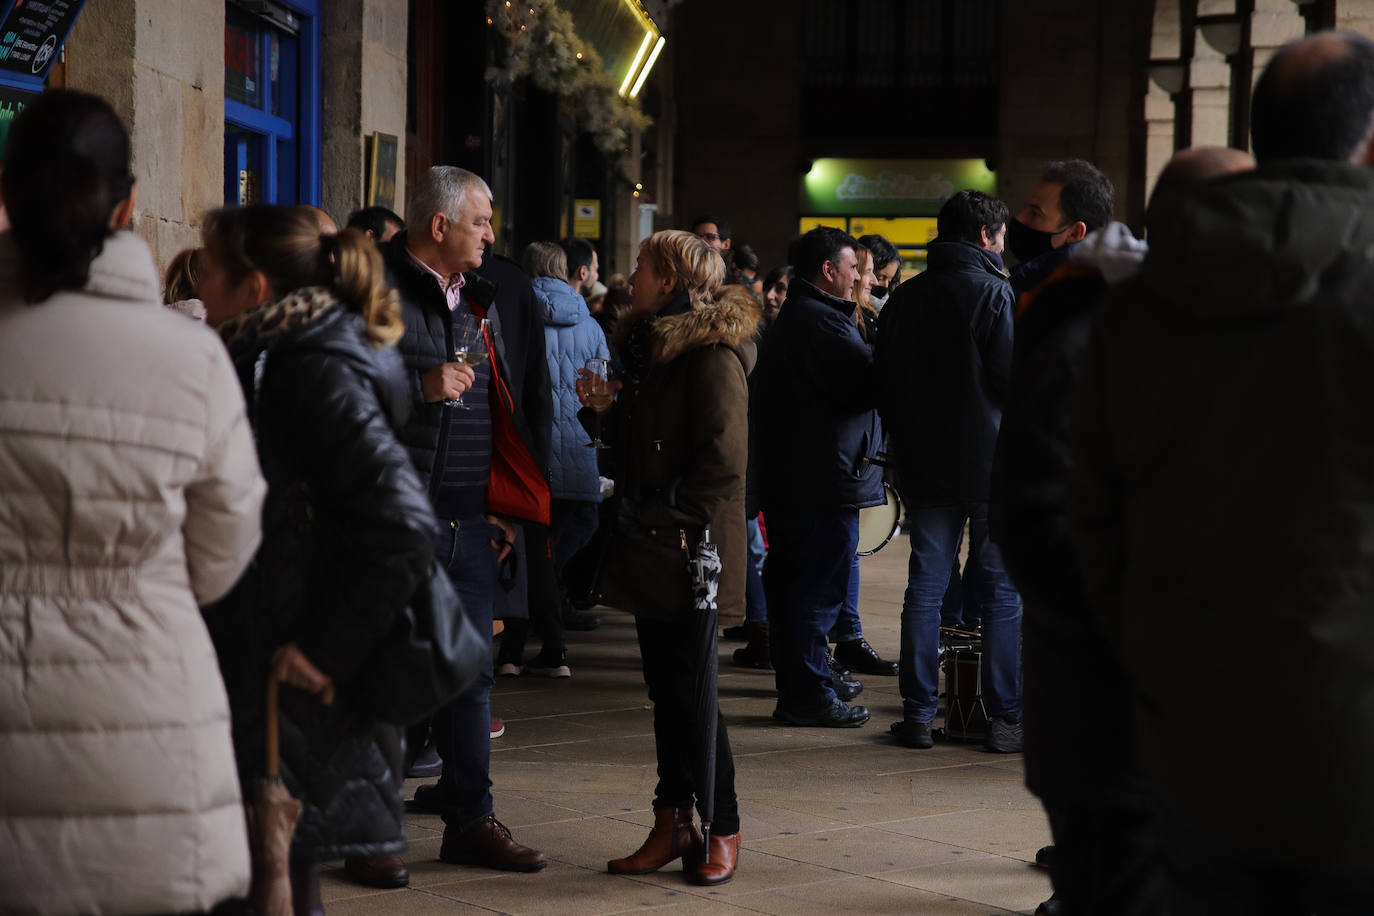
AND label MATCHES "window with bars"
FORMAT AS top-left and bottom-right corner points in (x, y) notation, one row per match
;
(800, 0), (1000, 138)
